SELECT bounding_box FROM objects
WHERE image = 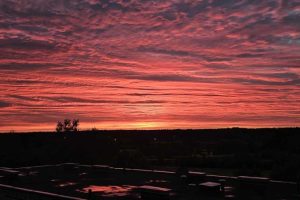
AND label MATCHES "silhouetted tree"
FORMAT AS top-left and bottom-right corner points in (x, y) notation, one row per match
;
(63, 119), (72, 132)
(72, 119), (79, 132)
(91, 127), (98, 132)
(56, 121), (63, 133)
(56, 119), (79, 133)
